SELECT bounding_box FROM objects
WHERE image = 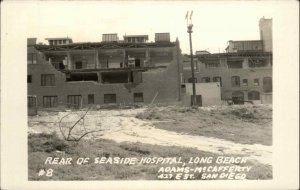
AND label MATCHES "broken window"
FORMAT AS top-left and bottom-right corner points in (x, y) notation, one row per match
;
(88, 94), (94, 104)
(213, 77), (222, 86)
(248, 91), (260, 100)
(134, 93), (144, 103)
(201, 77), (210, 83)
(227, 60), (243, 68)
(231, 76), (240, 87)
(43, 96), (58, 108)
(248, 59), (268, 68)
(27, 75), (32, 83)
(254, 78), (260, 86)
(101, 72), (129, 84)
(66, 73), (98, 82)
(242, 79), (248, 86)
(67, 95), (82, 109)
(104, 94), (116, 104)
(263, 77), (272, 92)
(41, 74), (55, 86)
